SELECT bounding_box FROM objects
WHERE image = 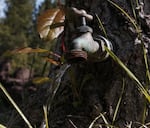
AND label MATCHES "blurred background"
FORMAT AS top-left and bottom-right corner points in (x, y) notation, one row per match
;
(0, 1), (58, 127)
(0, 0), (58, 78)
